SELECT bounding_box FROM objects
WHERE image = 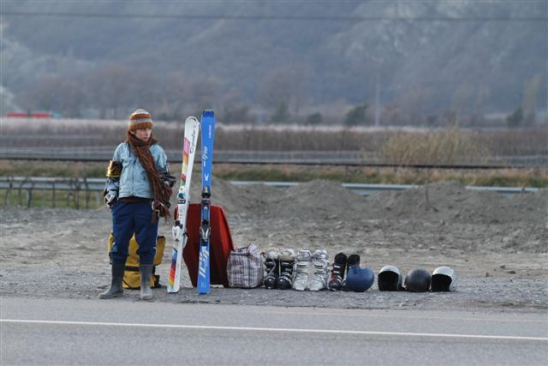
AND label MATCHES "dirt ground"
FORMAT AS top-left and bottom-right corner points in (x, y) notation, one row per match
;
(0, 179), (546, 313)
